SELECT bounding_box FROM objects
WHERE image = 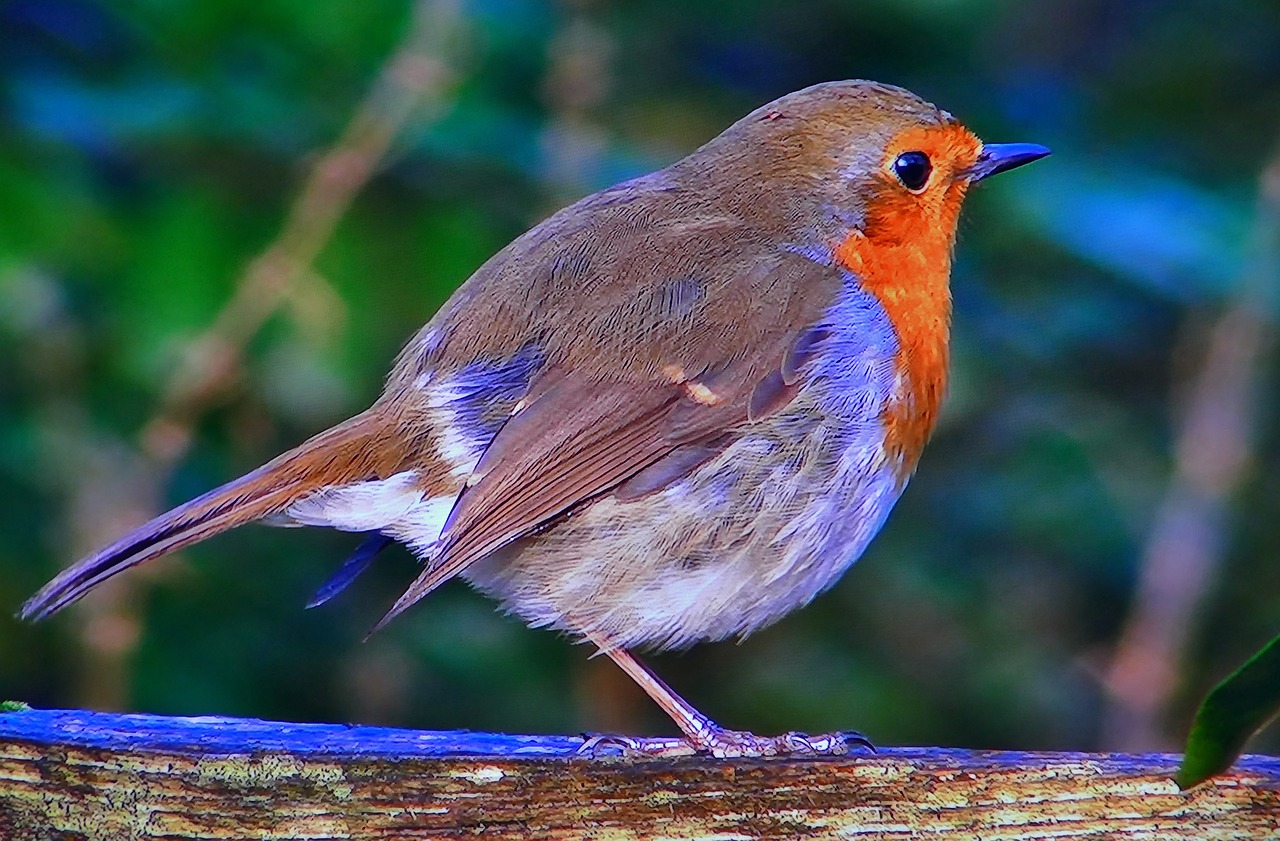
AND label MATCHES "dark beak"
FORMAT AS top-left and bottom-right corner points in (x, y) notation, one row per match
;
(969, 143), (1051, 182)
